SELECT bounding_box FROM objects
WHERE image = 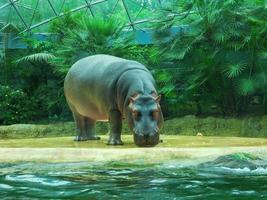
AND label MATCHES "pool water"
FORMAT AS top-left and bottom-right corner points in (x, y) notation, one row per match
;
(0, 154), (267, 199)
